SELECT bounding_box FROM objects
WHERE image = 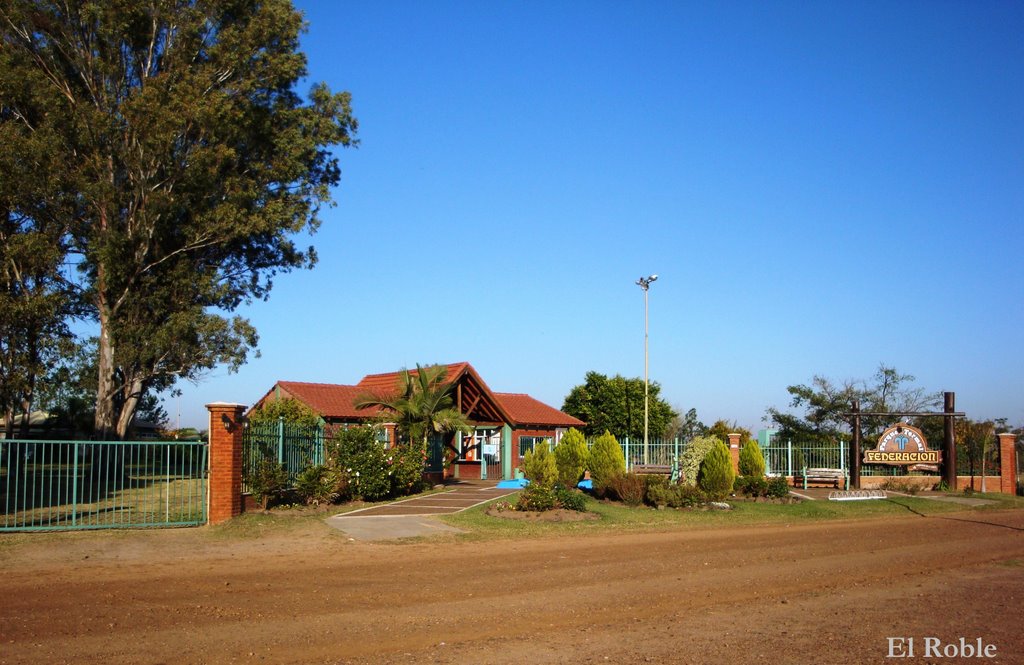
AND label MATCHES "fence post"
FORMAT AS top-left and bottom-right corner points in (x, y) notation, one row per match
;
(277, 416), (285, 466)
(727, 433), (741, 476)
(787, 440), (792, 478)
(207, 402), (246, 525)
(998, 433), (1018, 495)
(840, 440), (846, 473)
(624, 437), (630, 472)
(71, 441), (79, 527)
